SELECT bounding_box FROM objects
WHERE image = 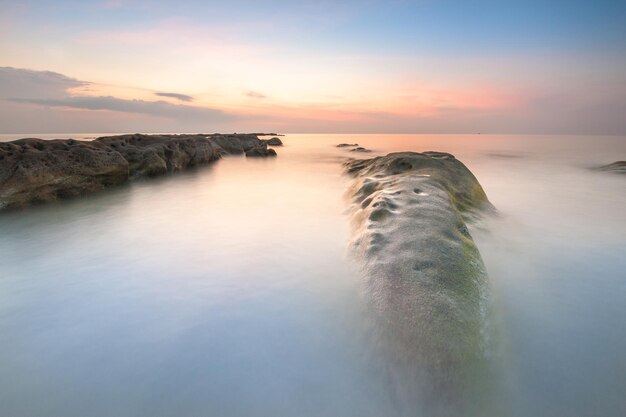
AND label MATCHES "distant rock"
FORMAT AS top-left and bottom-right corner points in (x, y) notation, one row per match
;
(248, 133), (284, 137)
(483, 151), (524, 159)
(0, 133), (278, 210)
(245, 147), (277, 157)
(97, 134), (222, 179)
(208, 133), (264, 154)
(264, 137), (283, 146)
(596, 161), (626, 174)
(336, 143), (371, 152)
